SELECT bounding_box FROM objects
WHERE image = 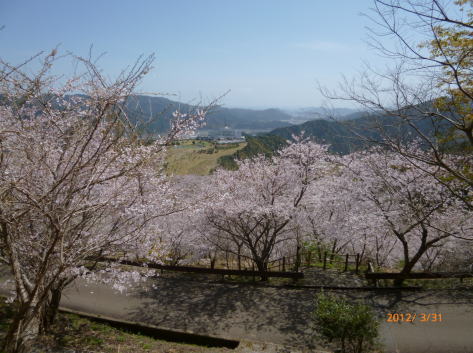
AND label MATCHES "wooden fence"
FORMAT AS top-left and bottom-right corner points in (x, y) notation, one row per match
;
(94, 246), (364, 281)
(266, 249), (363, 274)
(364, 260), (473, 286)
(365, 272), (473, 280)
(94, 257), (303, 280)
(366, 271), (473, 286)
